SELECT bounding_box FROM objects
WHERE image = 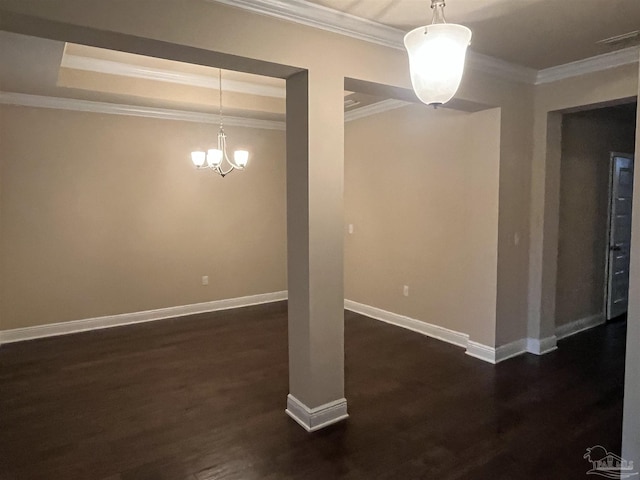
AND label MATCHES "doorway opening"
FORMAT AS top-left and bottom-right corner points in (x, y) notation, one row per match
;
(555, 102), (637, 337)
